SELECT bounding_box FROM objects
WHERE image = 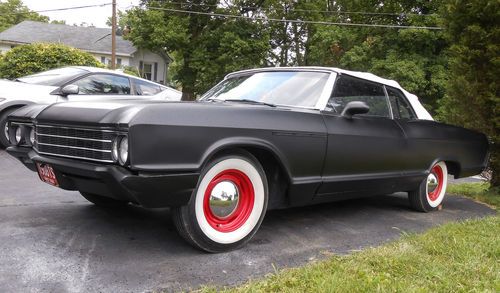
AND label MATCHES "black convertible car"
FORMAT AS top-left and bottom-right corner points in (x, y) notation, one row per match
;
(6, 67), (489, 252)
